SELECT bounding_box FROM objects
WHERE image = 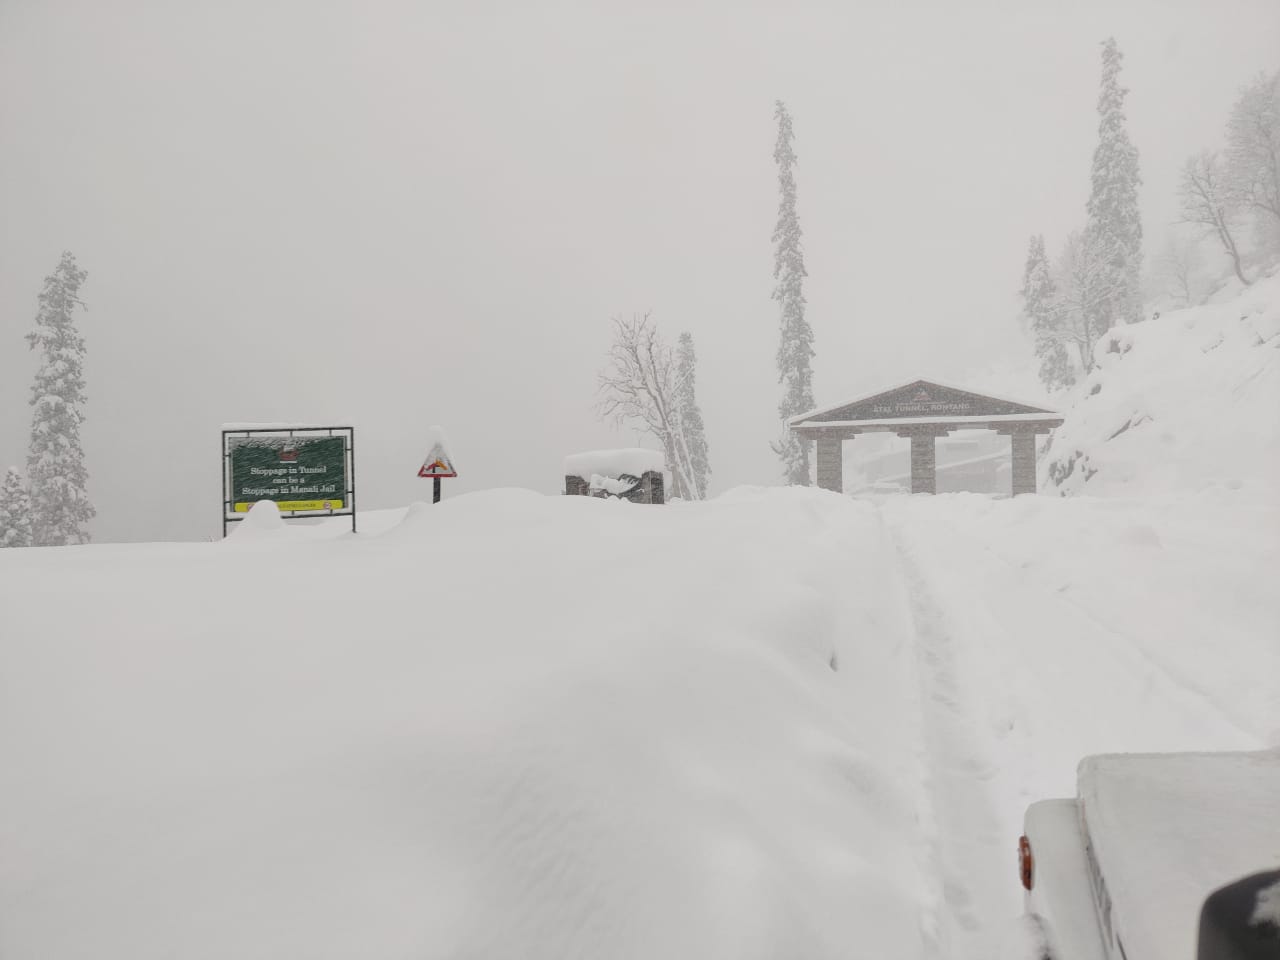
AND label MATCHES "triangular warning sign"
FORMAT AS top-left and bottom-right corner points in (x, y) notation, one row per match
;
(418, 441), (457, 478)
